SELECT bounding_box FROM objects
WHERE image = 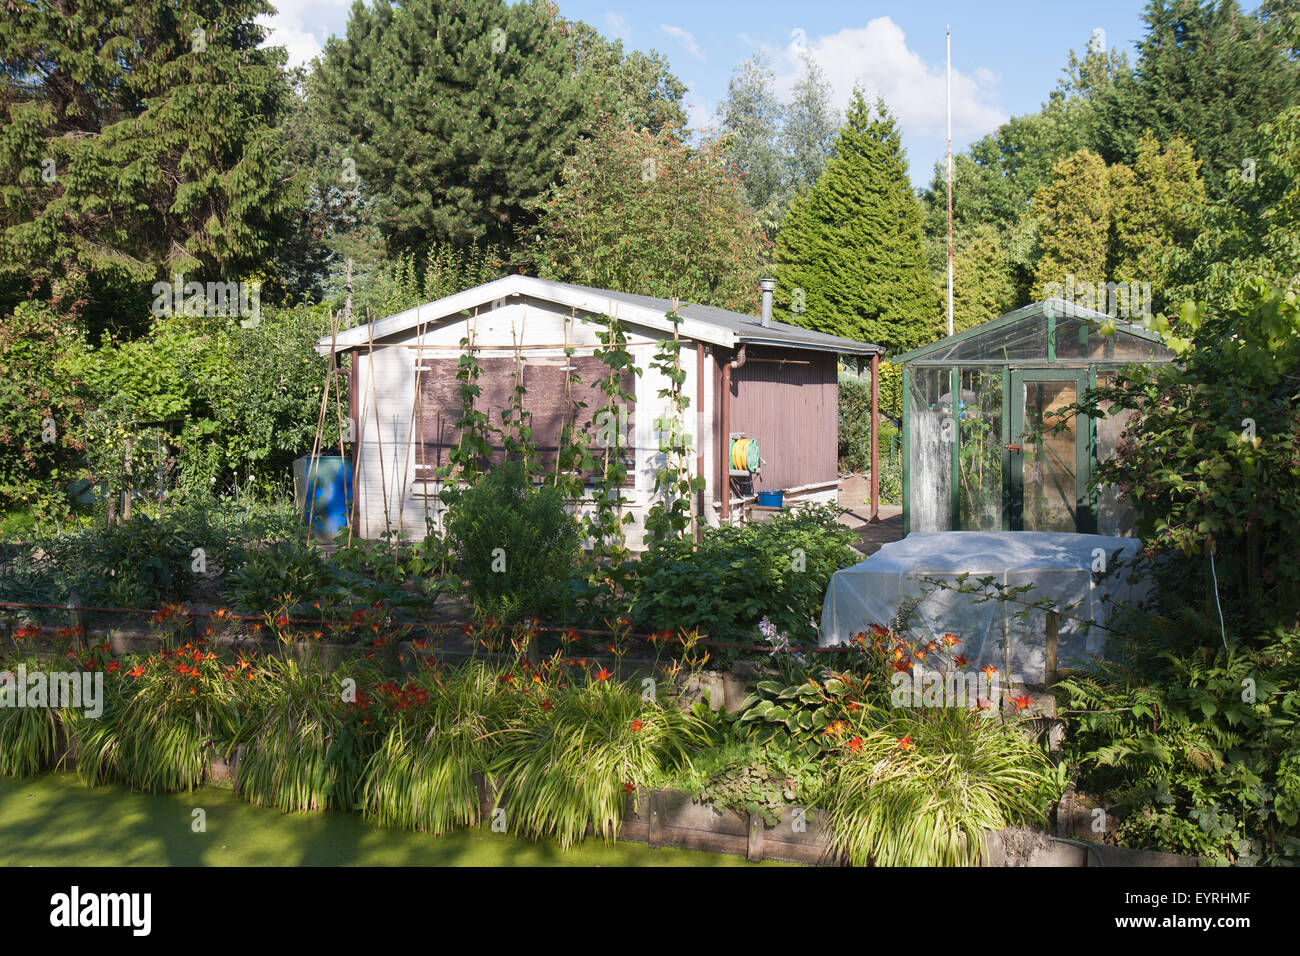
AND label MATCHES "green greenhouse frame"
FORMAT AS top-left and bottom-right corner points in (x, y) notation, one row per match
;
(897, 299), (1175, 536)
